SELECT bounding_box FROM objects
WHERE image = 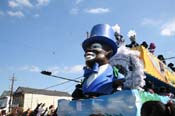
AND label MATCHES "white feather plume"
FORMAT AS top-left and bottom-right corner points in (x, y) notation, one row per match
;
(127, 30), (136, 38)
(112, 24), (121, 34)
